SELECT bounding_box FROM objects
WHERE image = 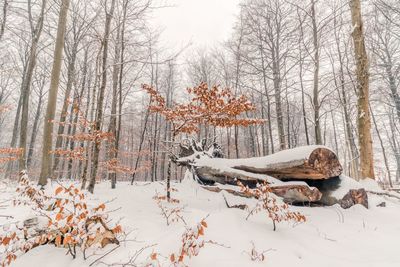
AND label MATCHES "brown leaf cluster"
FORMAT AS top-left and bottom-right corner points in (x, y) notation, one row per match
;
(170, 219), (208, 266)
(143, 82), (264, 135)
(1, 174), (122, 266)
(238, 181), (306, 231)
